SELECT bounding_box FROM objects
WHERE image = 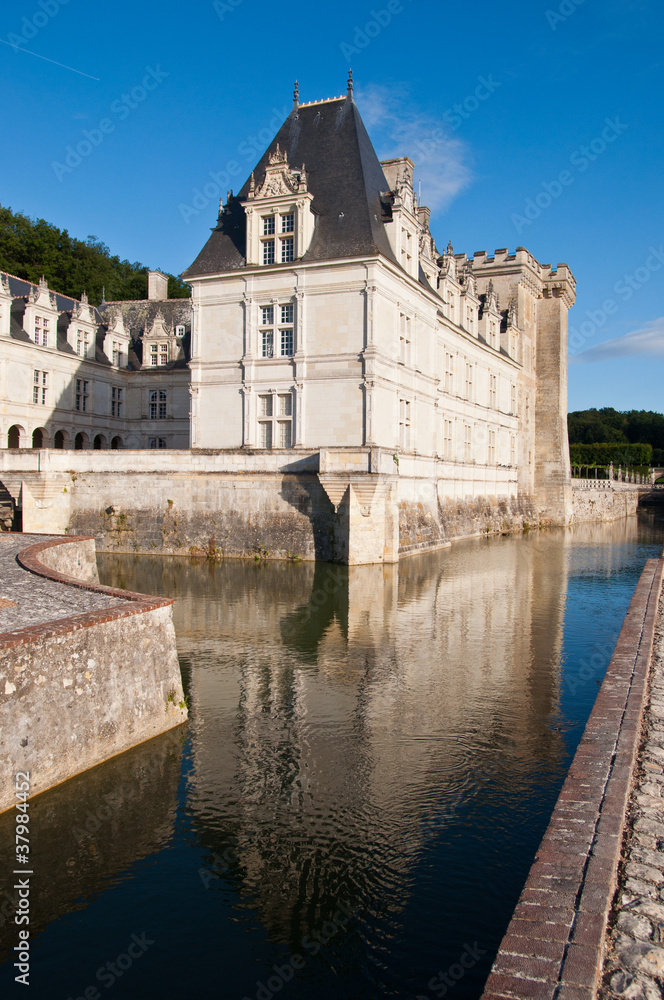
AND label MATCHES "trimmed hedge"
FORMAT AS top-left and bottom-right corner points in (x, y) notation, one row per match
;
(569, 442), (653, 466)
